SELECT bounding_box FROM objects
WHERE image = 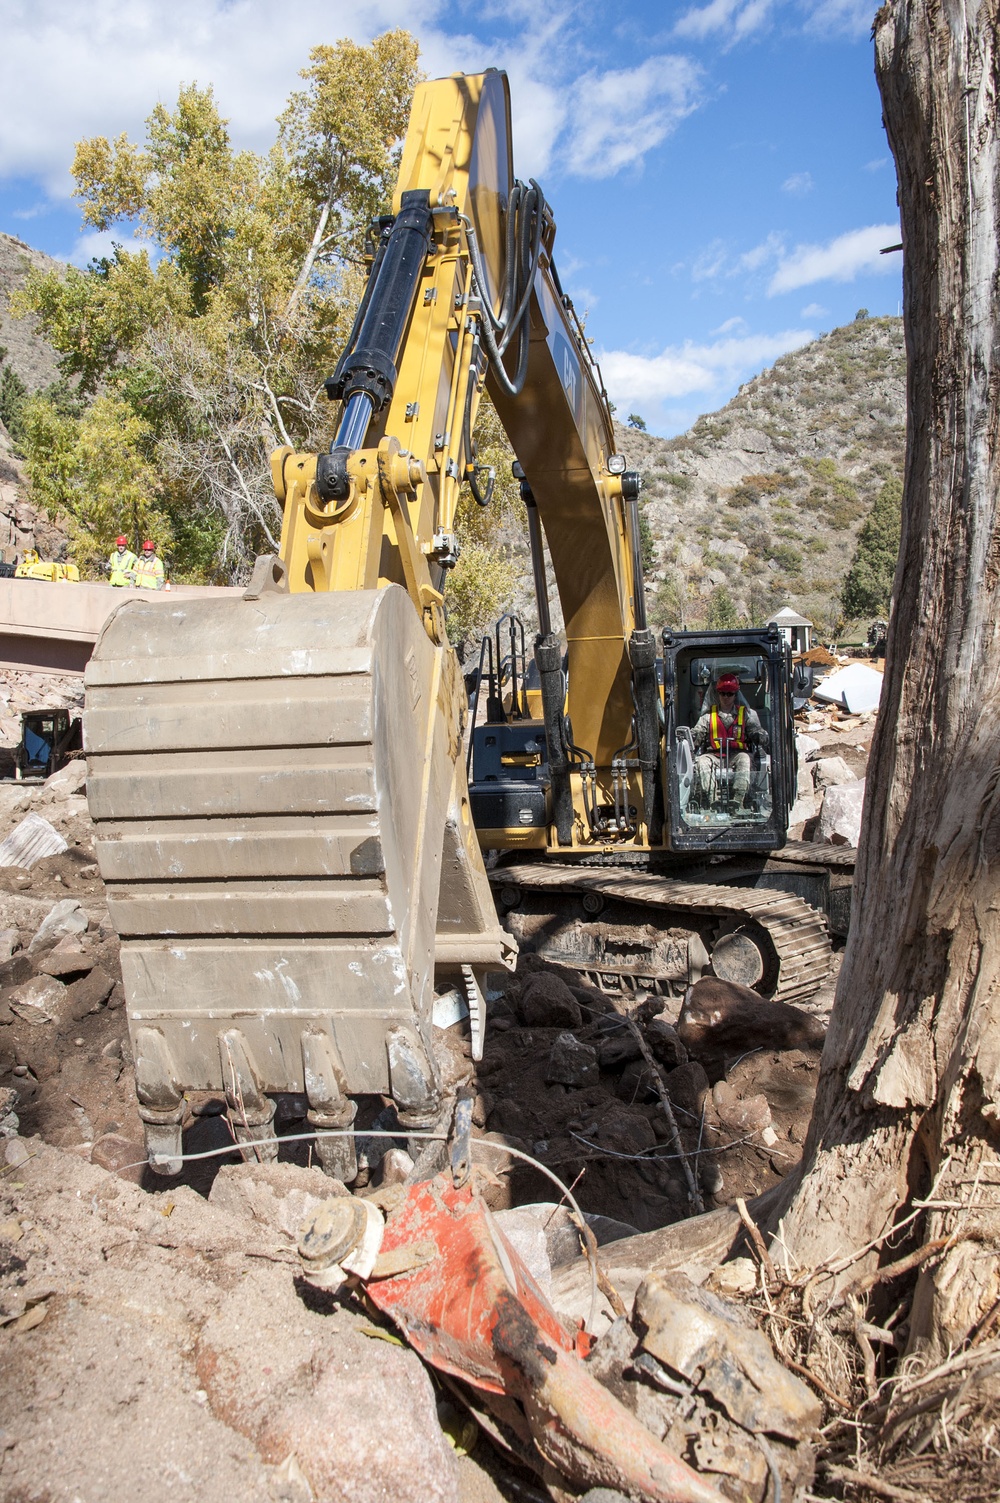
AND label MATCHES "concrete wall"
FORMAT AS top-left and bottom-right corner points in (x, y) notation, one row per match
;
(0, 579), (243, 676)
